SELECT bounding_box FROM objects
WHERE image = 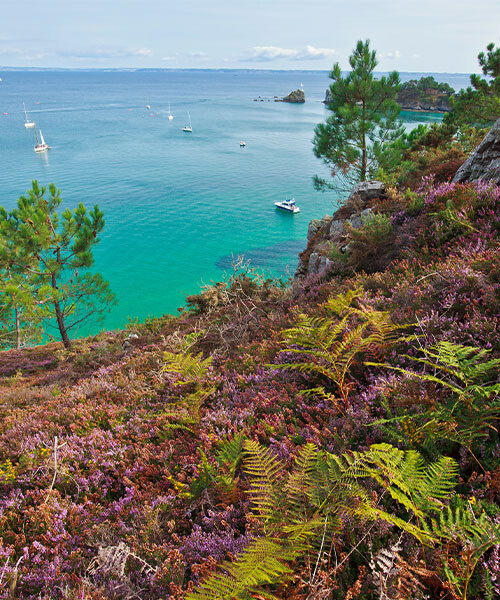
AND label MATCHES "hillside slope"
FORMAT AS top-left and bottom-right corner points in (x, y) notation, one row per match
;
(1, 128), (500, 599)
